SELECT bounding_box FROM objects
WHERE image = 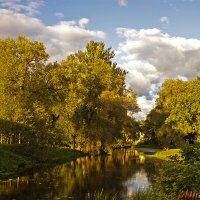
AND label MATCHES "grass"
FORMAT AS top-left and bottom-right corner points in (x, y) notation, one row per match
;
(135, 144), (180, 160)
(149, 148), (180, 160)
(92, 190), (177, 200)
(0, 145), (32, 179)
(93, 190), (118, 200)
(93, 189), (178, 200)
(44, 147), (84, 164)
(0, 144), (84, 180)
